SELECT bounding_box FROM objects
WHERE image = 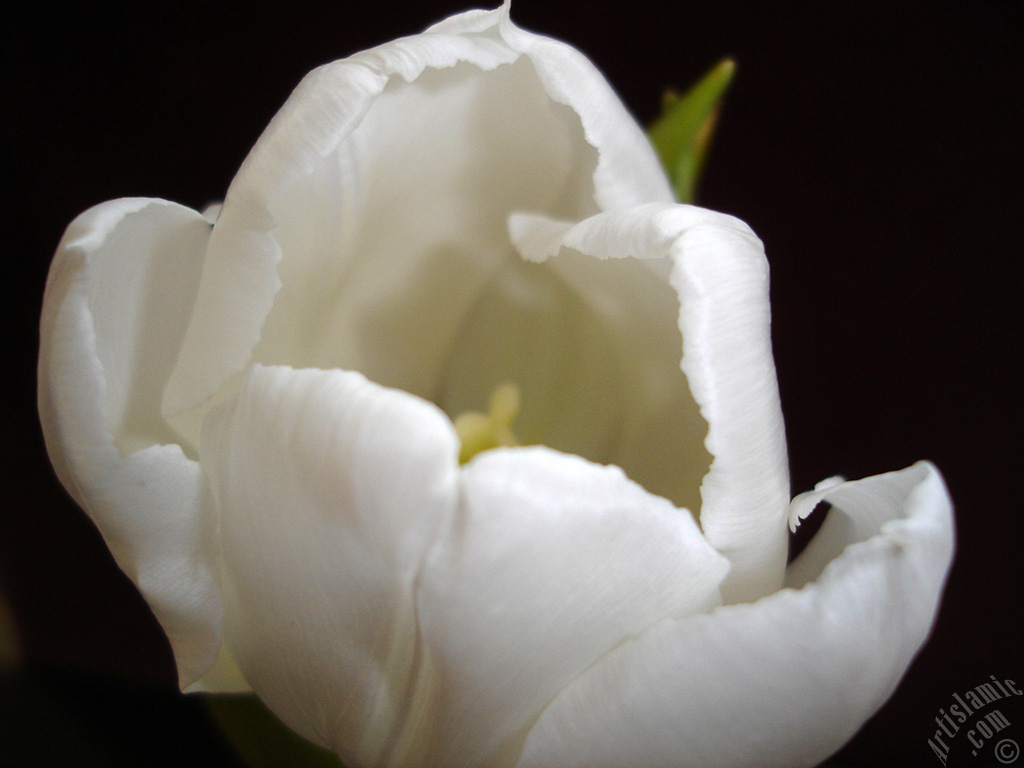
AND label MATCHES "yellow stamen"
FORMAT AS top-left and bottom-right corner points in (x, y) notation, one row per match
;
(454, 383), (521, 464)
